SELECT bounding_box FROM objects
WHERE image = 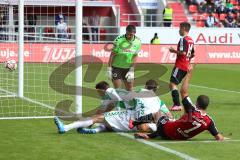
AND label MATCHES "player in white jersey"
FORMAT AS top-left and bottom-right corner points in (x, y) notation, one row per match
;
(54, 80), (172, 134)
